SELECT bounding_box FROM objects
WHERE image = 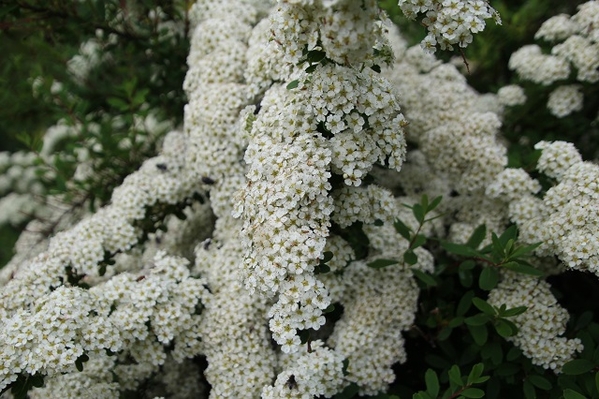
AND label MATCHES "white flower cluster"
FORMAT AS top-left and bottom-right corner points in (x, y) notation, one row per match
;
(184, 2), (281, 398)
(328, 262), (421, 395)
(332, 185), (396, 228)
(184, 0), (255, 219)
(497, 84), (527, 107)
(547, 84), (584, 118)
(67, 38), (105, 83)
(488, 273), (583, 371)
(534, 140), (583, 180)
(535, 14), (578, 42)
(194, 230), (276, 398)
(233, 0), (408, 359)
(383, 38), (513, 246)
(506, 142), (599, 275)
(398, 0), (501, 52)
(508, 44), (571, 86)
(269, 0), (384, 66)
(509, 1), (599, 117)
(262, 341), (345, 398)
(486, 168), (542, 203)
(420, 111), (507, 193)
(328, 188), (434, 395)
(0, 150), (49, 228)
(0, 250), (209, 394)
